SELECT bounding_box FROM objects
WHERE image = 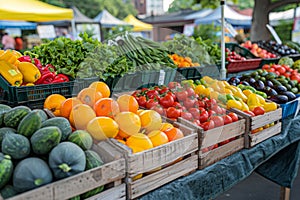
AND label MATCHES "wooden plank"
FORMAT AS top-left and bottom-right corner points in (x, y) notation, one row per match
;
(85, 184), (126, 200)
(199, 137), (244, 169)
(7, 186), (53, 200)
(251, 108), (282, 130)
(127, 133), (198, 177)
(201, 119), (245, 148)
(128, 155), (198, 199)
(280, 187), (290, 200)
(249, 122), (282, 147)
